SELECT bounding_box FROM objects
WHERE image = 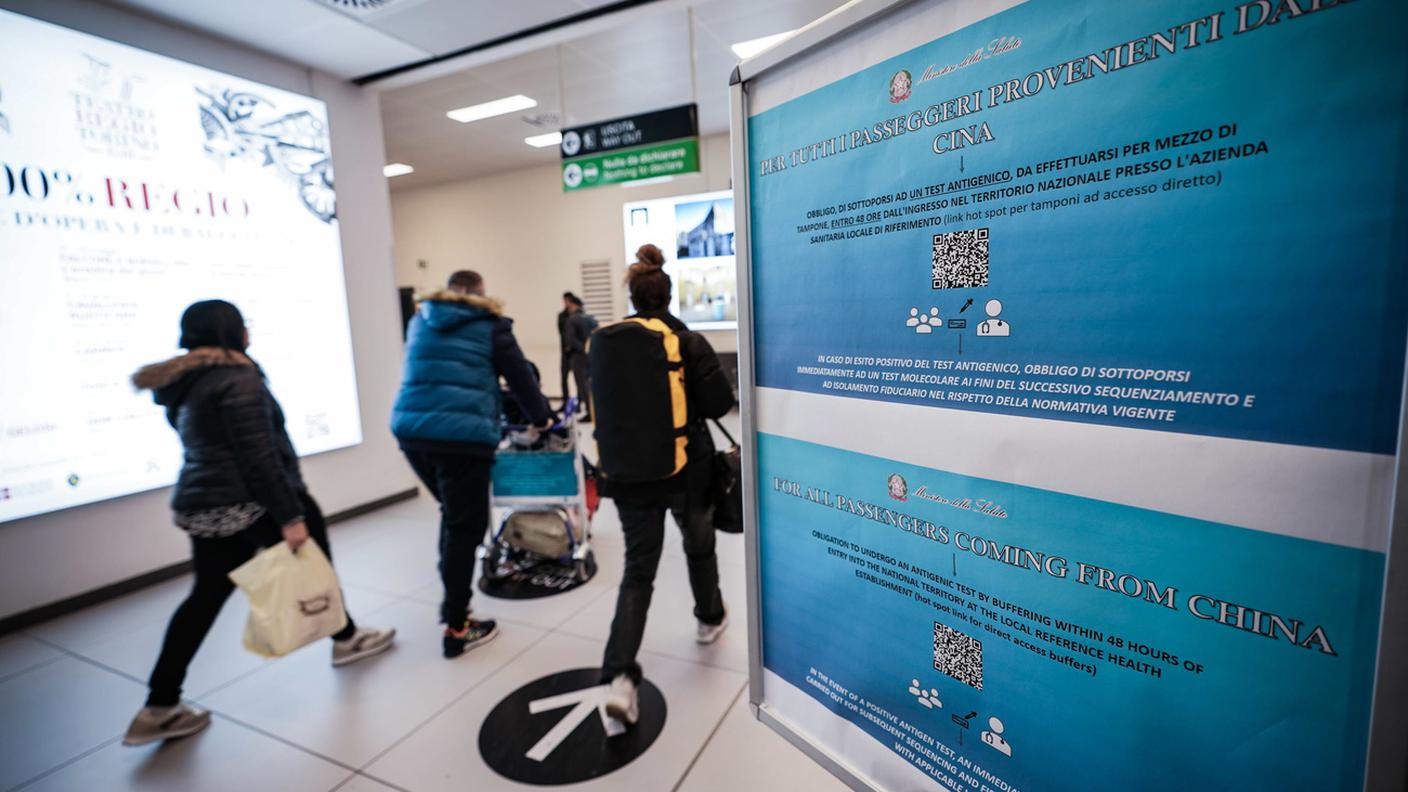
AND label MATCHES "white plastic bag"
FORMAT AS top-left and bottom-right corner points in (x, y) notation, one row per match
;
(228, 541), (348, 658)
